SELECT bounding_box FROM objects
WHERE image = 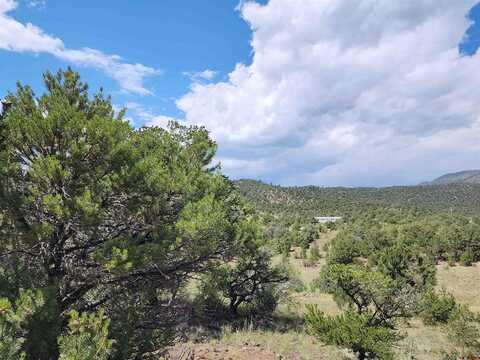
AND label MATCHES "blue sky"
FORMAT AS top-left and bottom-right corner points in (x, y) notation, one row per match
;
(1, 0), (480, 187)
(0, 0), (259, 122)
(461, 2), (480, 55)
